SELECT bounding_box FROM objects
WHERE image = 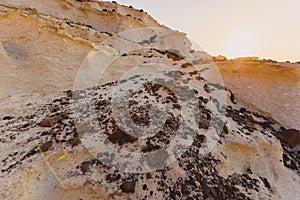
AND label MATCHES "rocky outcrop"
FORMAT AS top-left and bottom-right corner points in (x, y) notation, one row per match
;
(0, 1), (299, 200)
(1, 70), (299, 199)
(216, 57), (300, 129)
(0, 0), (192, 98)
